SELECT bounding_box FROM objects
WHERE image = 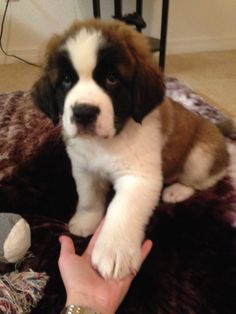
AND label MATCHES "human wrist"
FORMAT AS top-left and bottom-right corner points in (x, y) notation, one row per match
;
(65, 296), (98, 312)
(65, 296), (113, 314)
(61, 304), (101, 313)
(64, 303), (114, 314)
